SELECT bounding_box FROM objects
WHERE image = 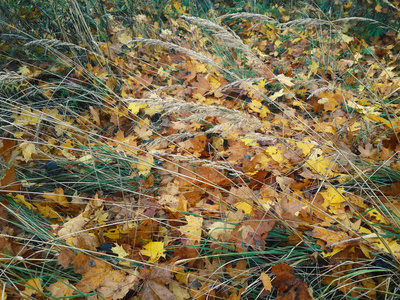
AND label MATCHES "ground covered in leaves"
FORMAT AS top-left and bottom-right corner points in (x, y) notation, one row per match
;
(1, 0), (400, 299)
